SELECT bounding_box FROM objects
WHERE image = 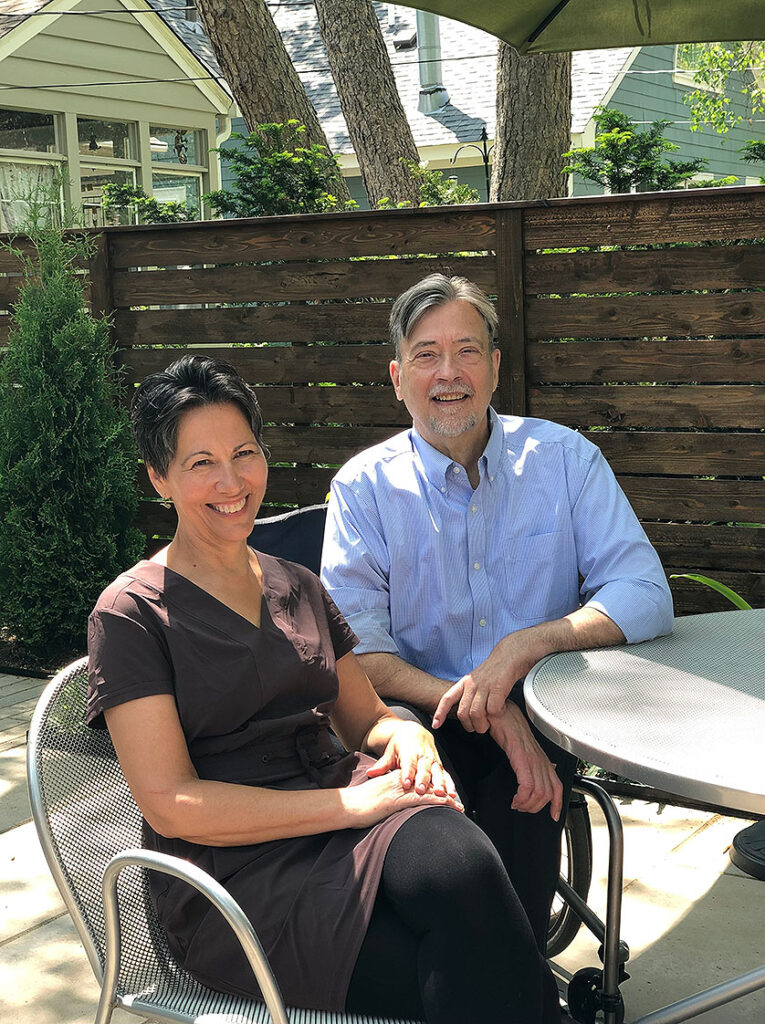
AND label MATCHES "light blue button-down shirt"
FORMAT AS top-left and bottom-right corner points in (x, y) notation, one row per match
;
(321, 409), (673, 683)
